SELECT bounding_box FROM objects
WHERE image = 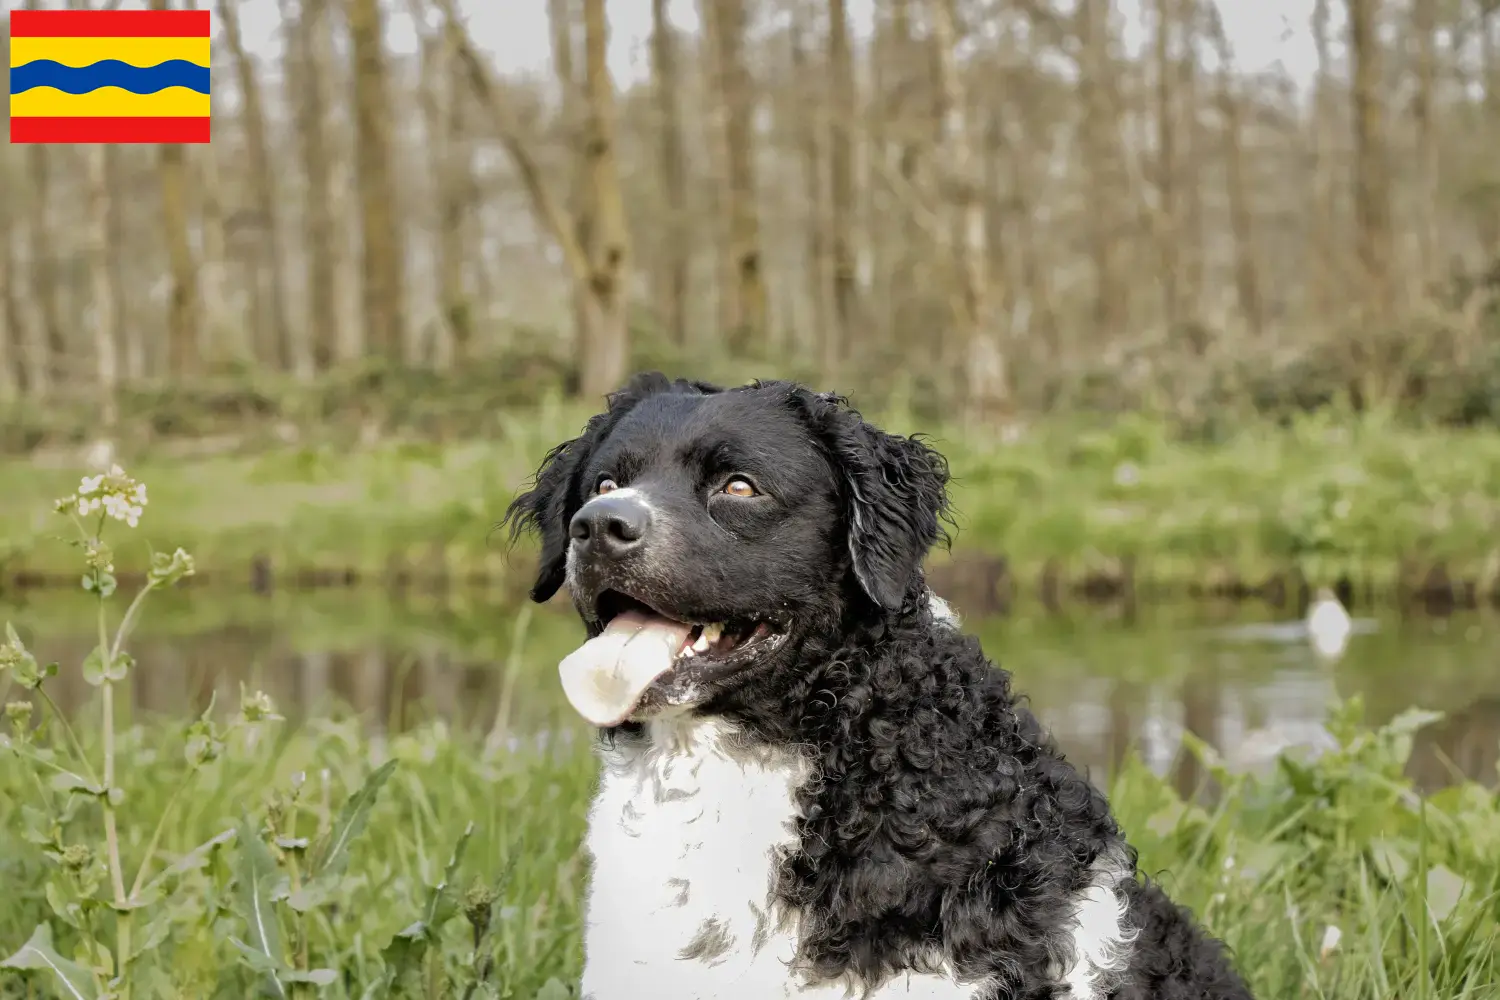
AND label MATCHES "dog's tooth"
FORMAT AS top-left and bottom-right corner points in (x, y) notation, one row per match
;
(701, 623), (723, 646)
(692, 632), (711, 653)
